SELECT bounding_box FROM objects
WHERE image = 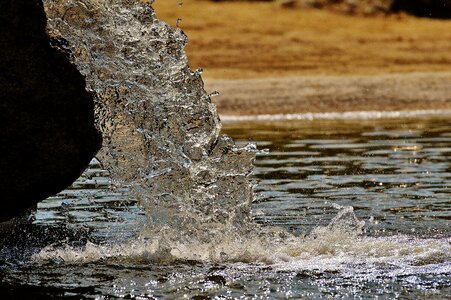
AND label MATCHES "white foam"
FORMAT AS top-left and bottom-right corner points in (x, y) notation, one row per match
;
(33, 221), (451, 276)
(221, 109), (451, 122)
